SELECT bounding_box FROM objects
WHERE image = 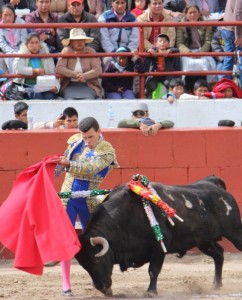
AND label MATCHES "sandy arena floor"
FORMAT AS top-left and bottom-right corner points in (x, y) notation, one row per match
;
(1, 252), (242, 300)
